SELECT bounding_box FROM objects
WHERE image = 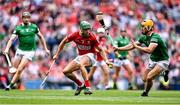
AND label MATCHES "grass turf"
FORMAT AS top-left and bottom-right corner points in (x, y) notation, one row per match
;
(0, 90), (180, 105)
